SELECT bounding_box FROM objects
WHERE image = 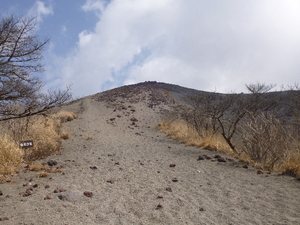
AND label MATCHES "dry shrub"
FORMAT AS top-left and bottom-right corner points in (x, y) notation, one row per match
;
(54, 111), (78, 123)
(0, 135), (24, 175)
(86, 136), (94, 140)
(240, 113), (291, 170)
